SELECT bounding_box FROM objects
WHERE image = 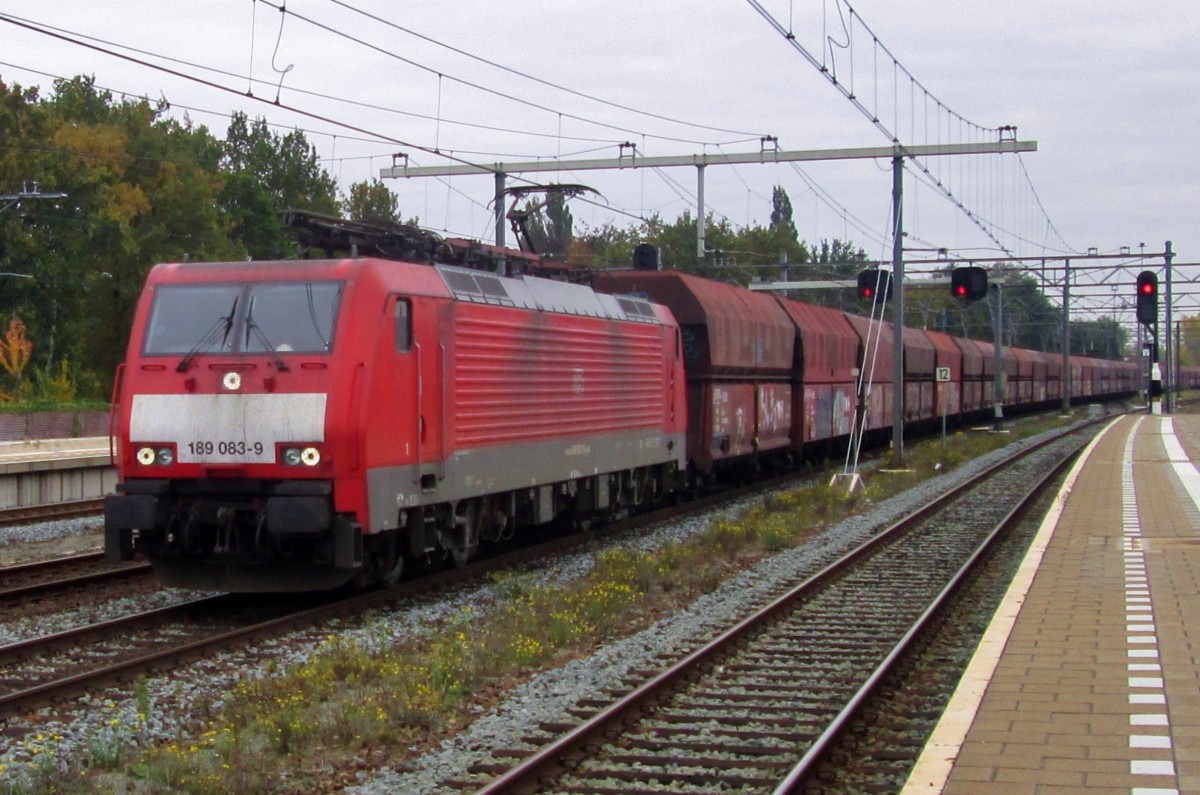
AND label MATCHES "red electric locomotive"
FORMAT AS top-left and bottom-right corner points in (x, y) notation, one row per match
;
(105, 257), (687, 592)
